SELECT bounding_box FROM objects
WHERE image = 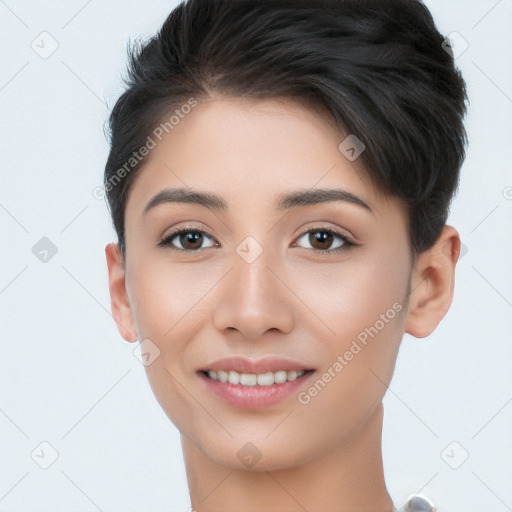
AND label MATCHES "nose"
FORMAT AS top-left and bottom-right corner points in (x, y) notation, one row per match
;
(212, 242), (295, 340)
